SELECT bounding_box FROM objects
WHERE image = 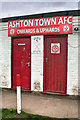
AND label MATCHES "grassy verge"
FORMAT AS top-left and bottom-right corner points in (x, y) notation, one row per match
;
(1, 109), (69, 120)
